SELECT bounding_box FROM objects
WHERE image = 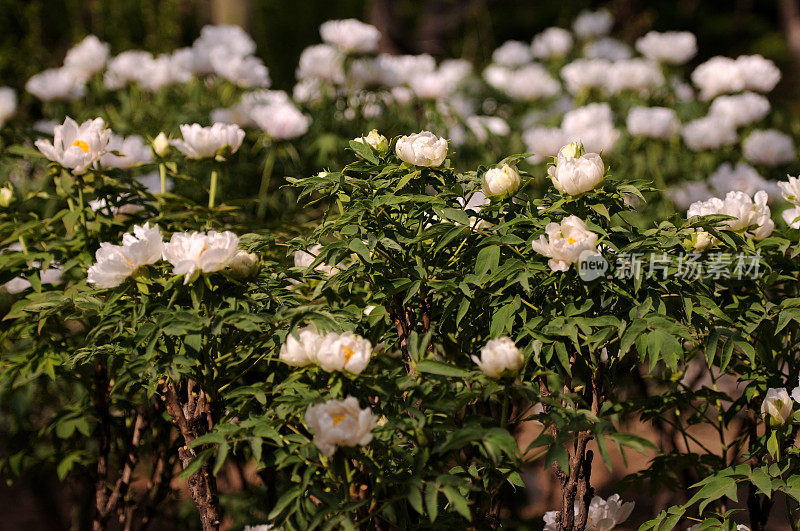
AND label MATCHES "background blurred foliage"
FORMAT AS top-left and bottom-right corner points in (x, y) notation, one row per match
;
(0, 0), (795, 101)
